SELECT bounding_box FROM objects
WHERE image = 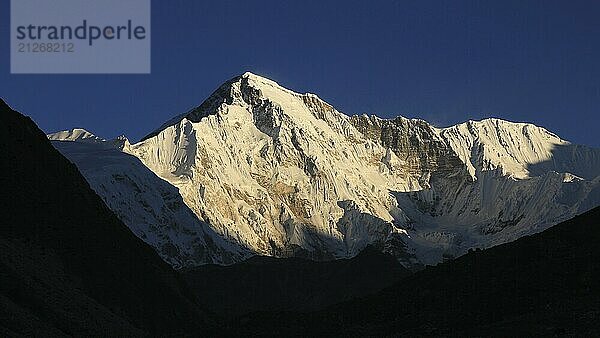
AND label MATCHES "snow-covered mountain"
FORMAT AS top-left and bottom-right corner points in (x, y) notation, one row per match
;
(49, 72), (600, 268)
